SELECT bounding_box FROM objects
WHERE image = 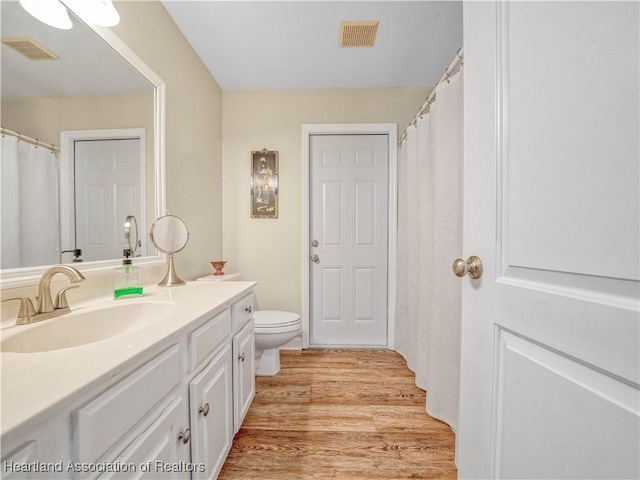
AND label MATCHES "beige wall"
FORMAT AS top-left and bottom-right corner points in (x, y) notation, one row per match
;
(113, 1), (223, 281)
(2, 93), (153, 148)
(222, 88), (430, 313)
